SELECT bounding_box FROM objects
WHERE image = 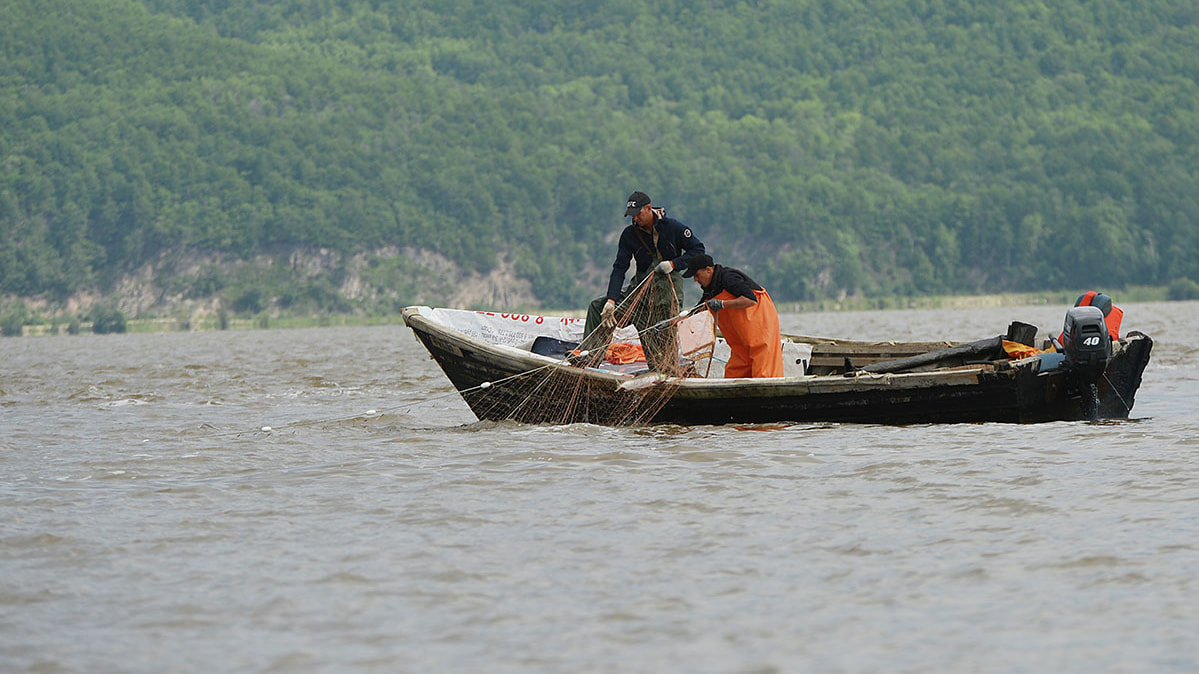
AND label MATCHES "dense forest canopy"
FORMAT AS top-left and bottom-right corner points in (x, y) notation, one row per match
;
(3, 0), (1198, 312)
